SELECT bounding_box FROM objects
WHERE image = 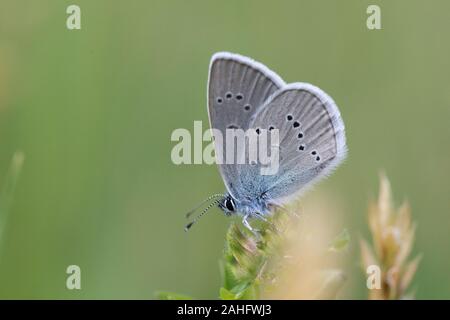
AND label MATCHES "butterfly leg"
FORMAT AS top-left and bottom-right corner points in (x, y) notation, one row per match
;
(242, 214), (253, 231)
(242, 214), (260, 236)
